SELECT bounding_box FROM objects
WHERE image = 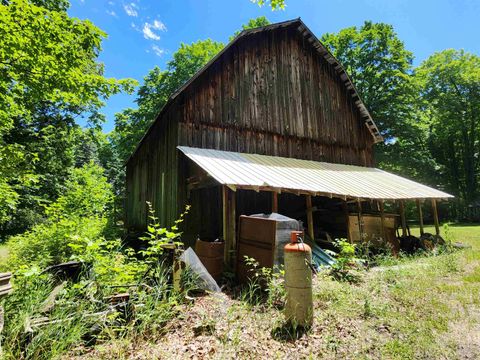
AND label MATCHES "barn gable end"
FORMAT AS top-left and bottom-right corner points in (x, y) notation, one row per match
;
(126, 19), (380, 232)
